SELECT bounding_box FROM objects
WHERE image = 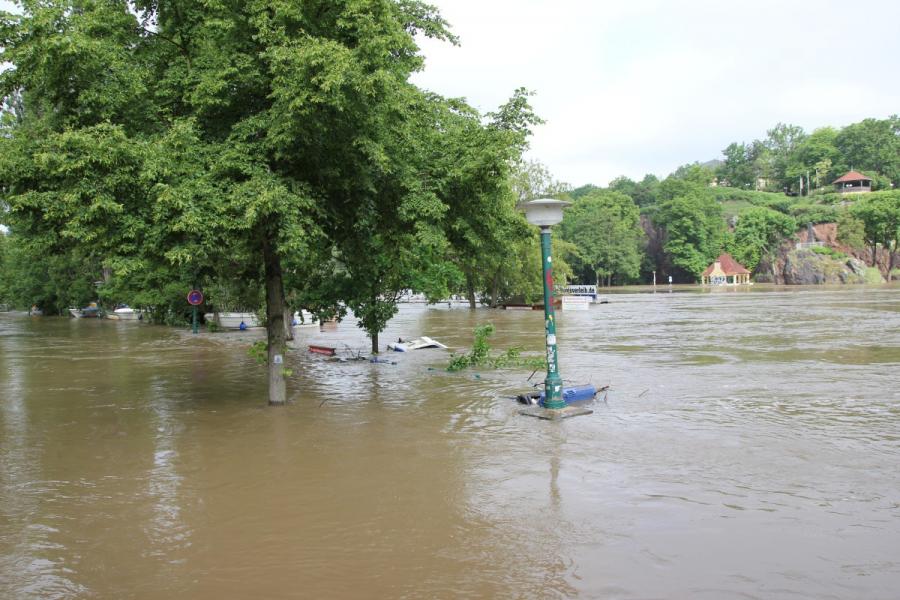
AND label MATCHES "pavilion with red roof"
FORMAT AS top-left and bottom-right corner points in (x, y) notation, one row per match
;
(701, 253), (751, 285)
(832, 171), (872, 194)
